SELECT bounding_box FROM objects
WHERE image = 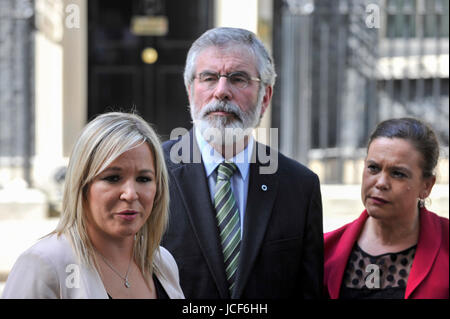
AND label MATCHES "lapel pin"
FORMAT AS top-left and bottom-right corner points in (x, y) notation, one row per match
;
(261, 184), (268, 191)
